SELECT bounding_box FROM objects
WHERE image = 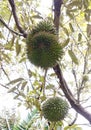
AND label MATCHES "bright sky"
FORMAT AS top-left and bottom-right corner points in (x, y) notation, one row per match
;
(38, 0), (52, 16)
